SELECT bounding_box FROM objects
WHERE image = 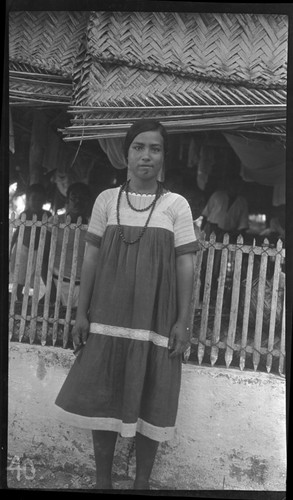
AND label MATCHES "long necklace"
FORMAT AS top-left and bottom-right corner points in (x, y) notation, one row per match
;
(116, 180), (163, 245)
